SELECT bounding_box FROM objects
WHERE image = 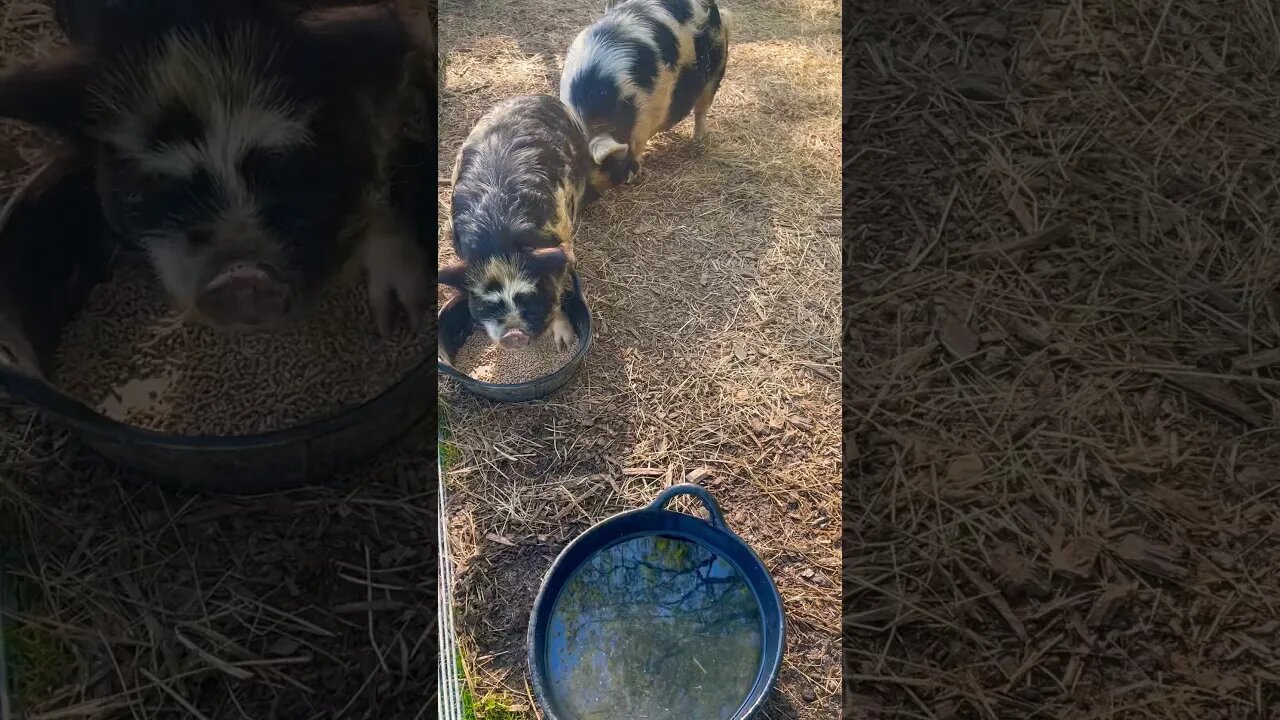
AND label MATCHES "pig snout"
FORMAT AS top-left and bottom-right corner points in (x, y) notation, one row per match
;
(499, 328), (531, 349)
(195, 264), (291, 328)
